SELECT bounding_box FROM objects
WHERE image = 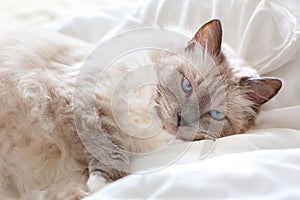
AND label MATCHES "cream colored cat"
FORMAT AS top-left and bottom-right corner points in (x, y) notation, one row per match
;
(0, 20), (281, 199)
